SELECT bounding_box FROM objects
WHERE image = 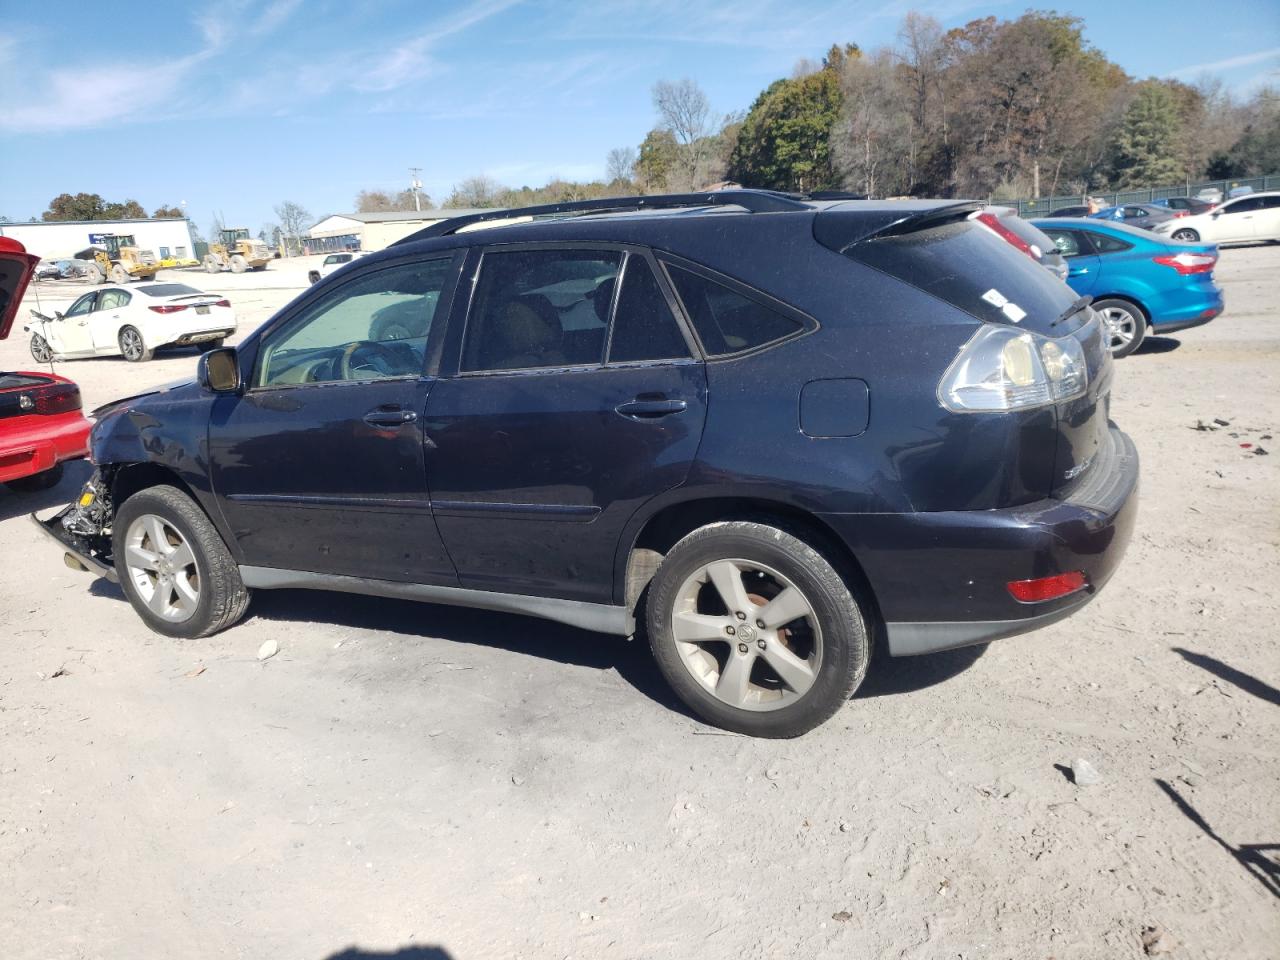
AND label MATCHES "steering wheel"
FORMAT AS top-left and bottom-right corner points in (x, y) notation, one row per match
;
(338, 340), (403, 380)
